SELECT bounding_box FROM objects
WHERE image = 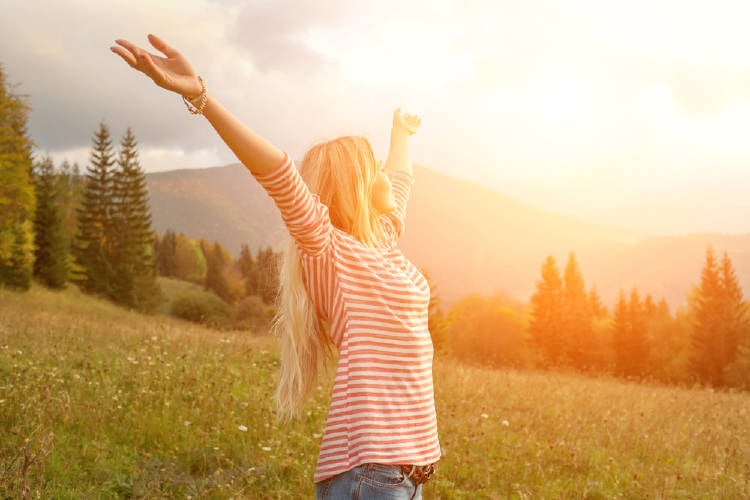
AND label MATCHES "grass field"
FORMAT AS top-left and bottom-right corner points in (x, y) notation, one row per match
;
(1, 285), (749, 498)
